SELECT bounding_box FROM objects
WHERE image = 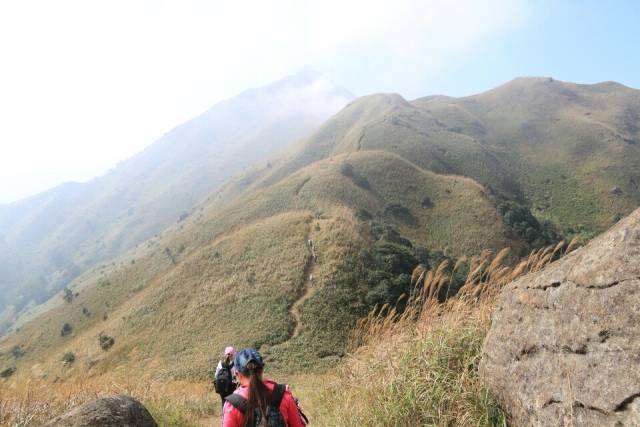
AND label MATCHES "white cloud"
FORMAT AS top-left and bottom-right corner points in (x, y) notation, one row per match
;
(0, 0), (528, 203)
